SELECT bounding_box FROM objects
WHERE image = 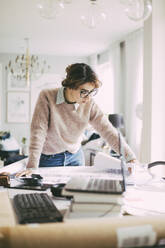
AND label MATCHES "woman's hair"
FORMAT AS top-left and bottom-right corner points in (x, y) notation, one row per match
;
(61, 63), (101, 89)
